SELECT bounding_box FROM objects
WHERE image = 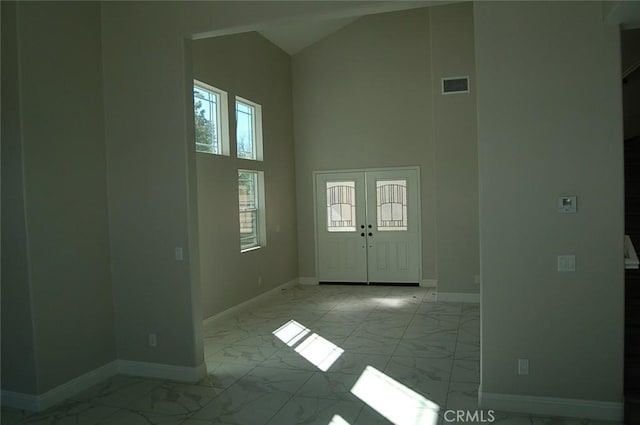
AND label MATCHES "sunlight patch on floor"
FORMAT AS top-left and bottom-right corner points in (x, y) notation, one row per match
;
(273, 320), (345, 372)
(294, 333), (344, 372)
(351, 365), (439, 425)
(328, 414), (351, 425)
(272, 320), (310, 347)
(373, 297), (409, 308)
